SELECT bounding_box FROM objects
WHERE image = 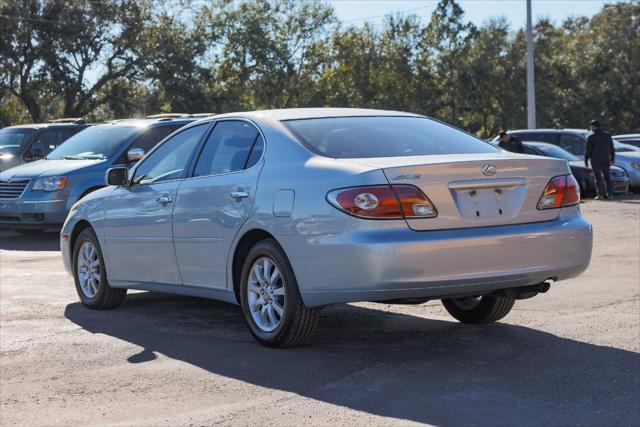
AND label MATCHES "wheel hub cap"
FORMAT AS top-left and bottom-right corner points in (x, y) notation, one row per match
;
(77, 242), (100, 299)
(247, 257), (285, 332)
